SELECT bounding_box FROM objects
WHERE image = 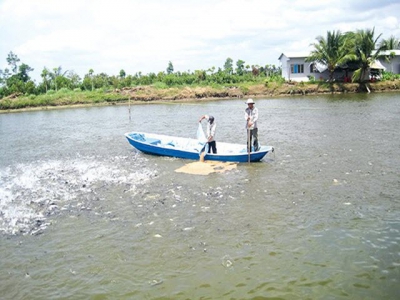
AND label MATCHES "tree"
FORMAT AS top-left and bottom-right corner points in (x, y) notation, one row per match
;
(223, 58), (233, 74)
(41, 68), (50, 93)
(2, 68), (11, 81)
(306, 30), (353, 82)
(50, 66), (69, 91)
(167, 61), (174, 74)
(88, 69), (94, 91)
(235, 59), (245, 75)
(379, 35), (400, 50)
(207, 66), (215, 74)
(1, 52), (34, 96)
(379, 35), (400, 73)
(119, 69), (126, 78)
(194, 70), (206, 82)
(6, 75), (25, 94)
(252, 65), (259, 76)
(6, 52), (20, 73)
(67, 71), (81, 89)
(351, 28), (386, 87)
(18, 63), (34, 82)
